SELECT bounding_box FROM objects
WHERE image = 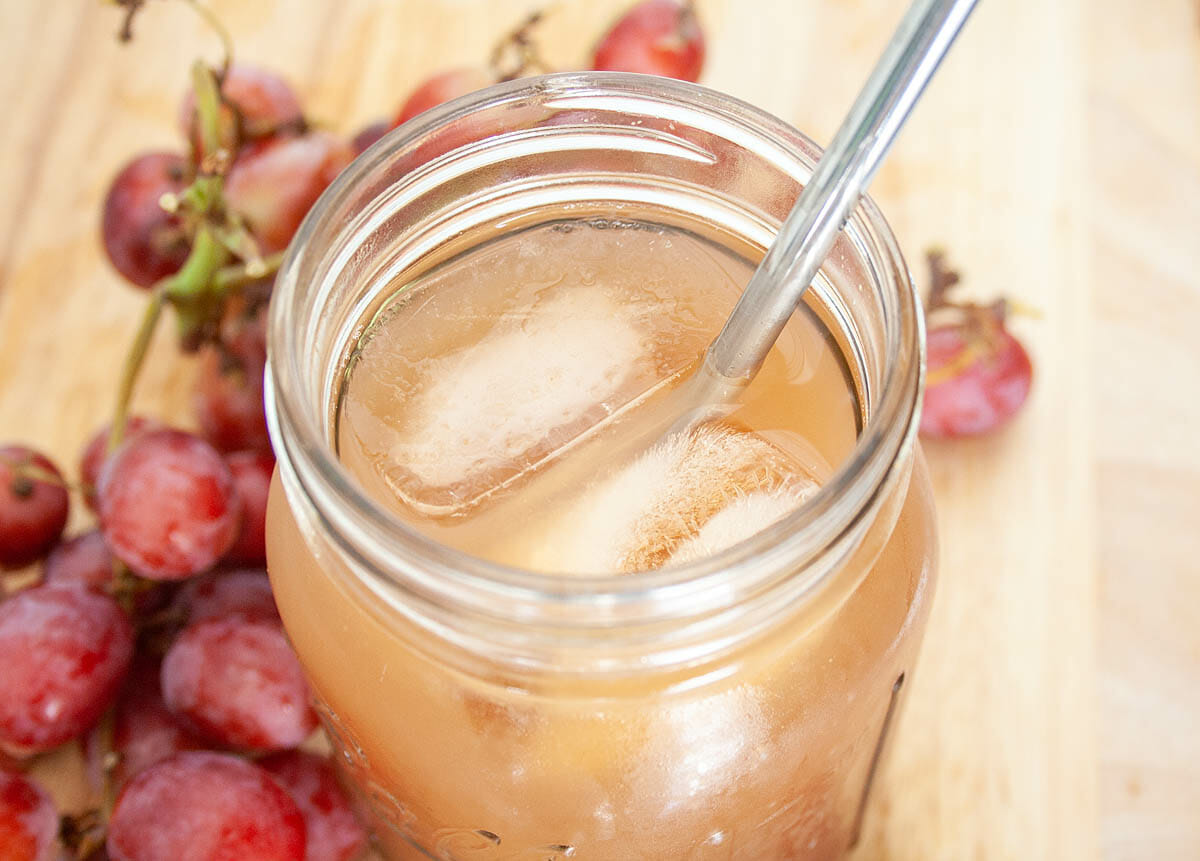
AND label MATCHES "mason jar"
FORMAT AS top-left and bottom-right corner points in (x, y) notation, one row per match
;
(265, 72), (935, 860)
